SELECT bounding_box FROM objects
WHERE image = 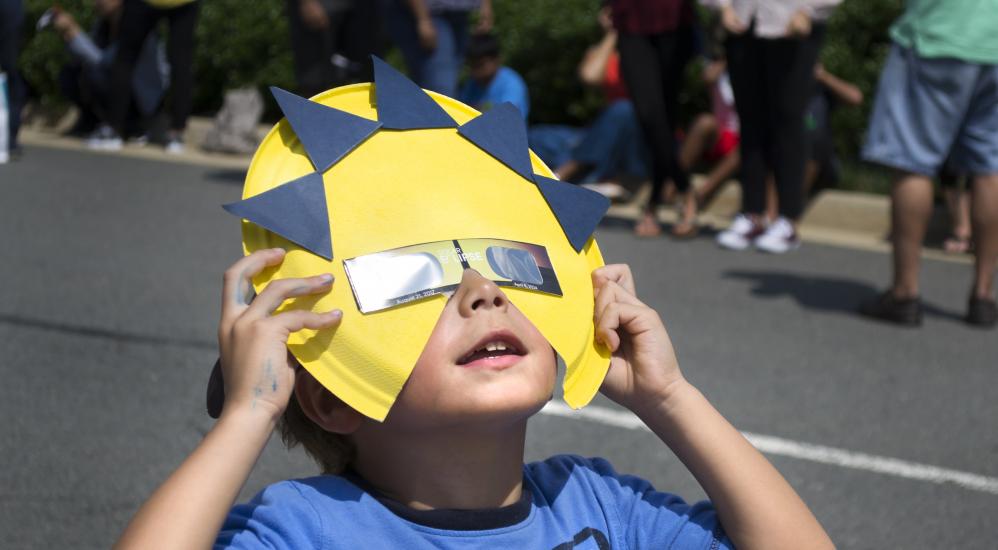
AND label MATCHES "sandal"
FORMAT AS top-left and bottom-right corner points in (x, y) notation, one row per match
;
(670, 196), (699, 239)
(634, 212), (662, 237)
(943, 234), (972, 254)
